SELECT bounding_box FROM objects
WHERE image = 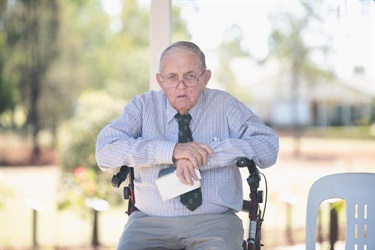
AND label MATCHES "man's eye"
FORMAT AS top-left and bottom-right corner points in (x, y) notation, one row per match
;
(168, 75), (176, 81)
(185, 74), (196, 80)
